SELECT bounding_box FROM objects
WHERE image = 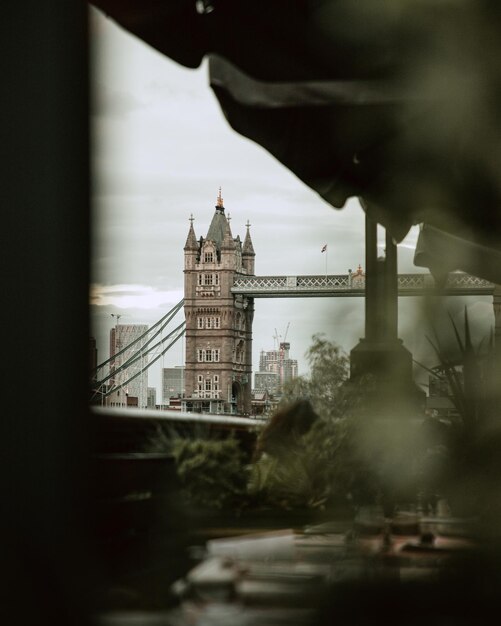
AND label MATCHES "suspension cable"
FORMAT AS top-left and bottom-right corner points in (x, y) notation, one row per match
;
(95, 319), (186, 388)
(104, 324), (186, 397)
(93, 298), (184, 374)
